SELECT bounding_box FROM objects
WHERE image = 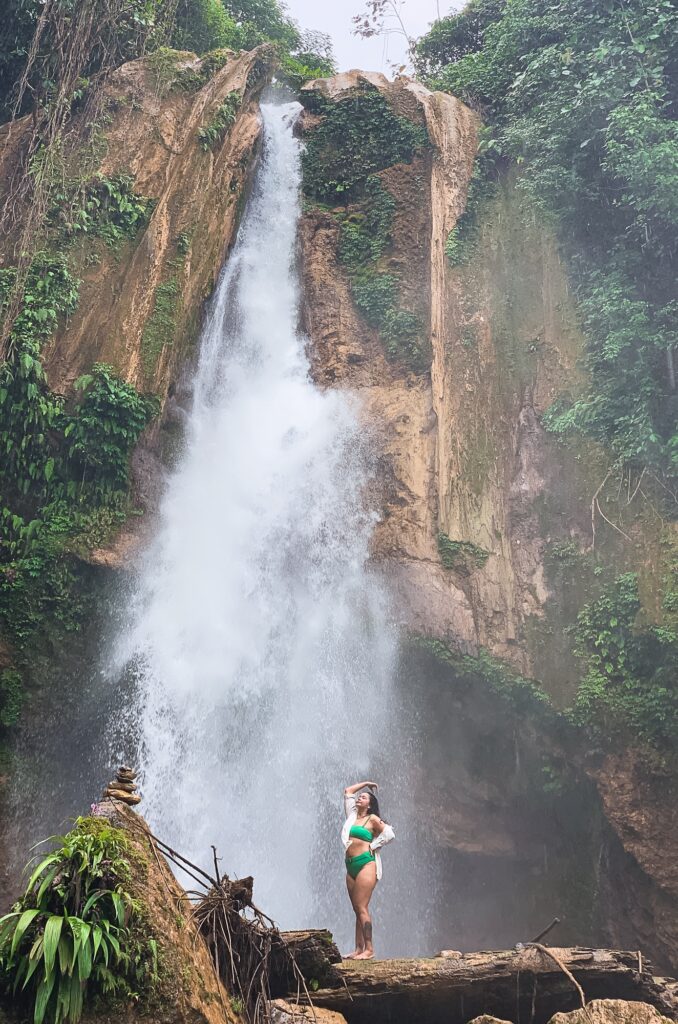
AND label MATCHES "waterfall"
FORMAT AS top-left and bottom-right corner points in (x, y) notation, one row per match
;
(115, 99), (427, 952)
